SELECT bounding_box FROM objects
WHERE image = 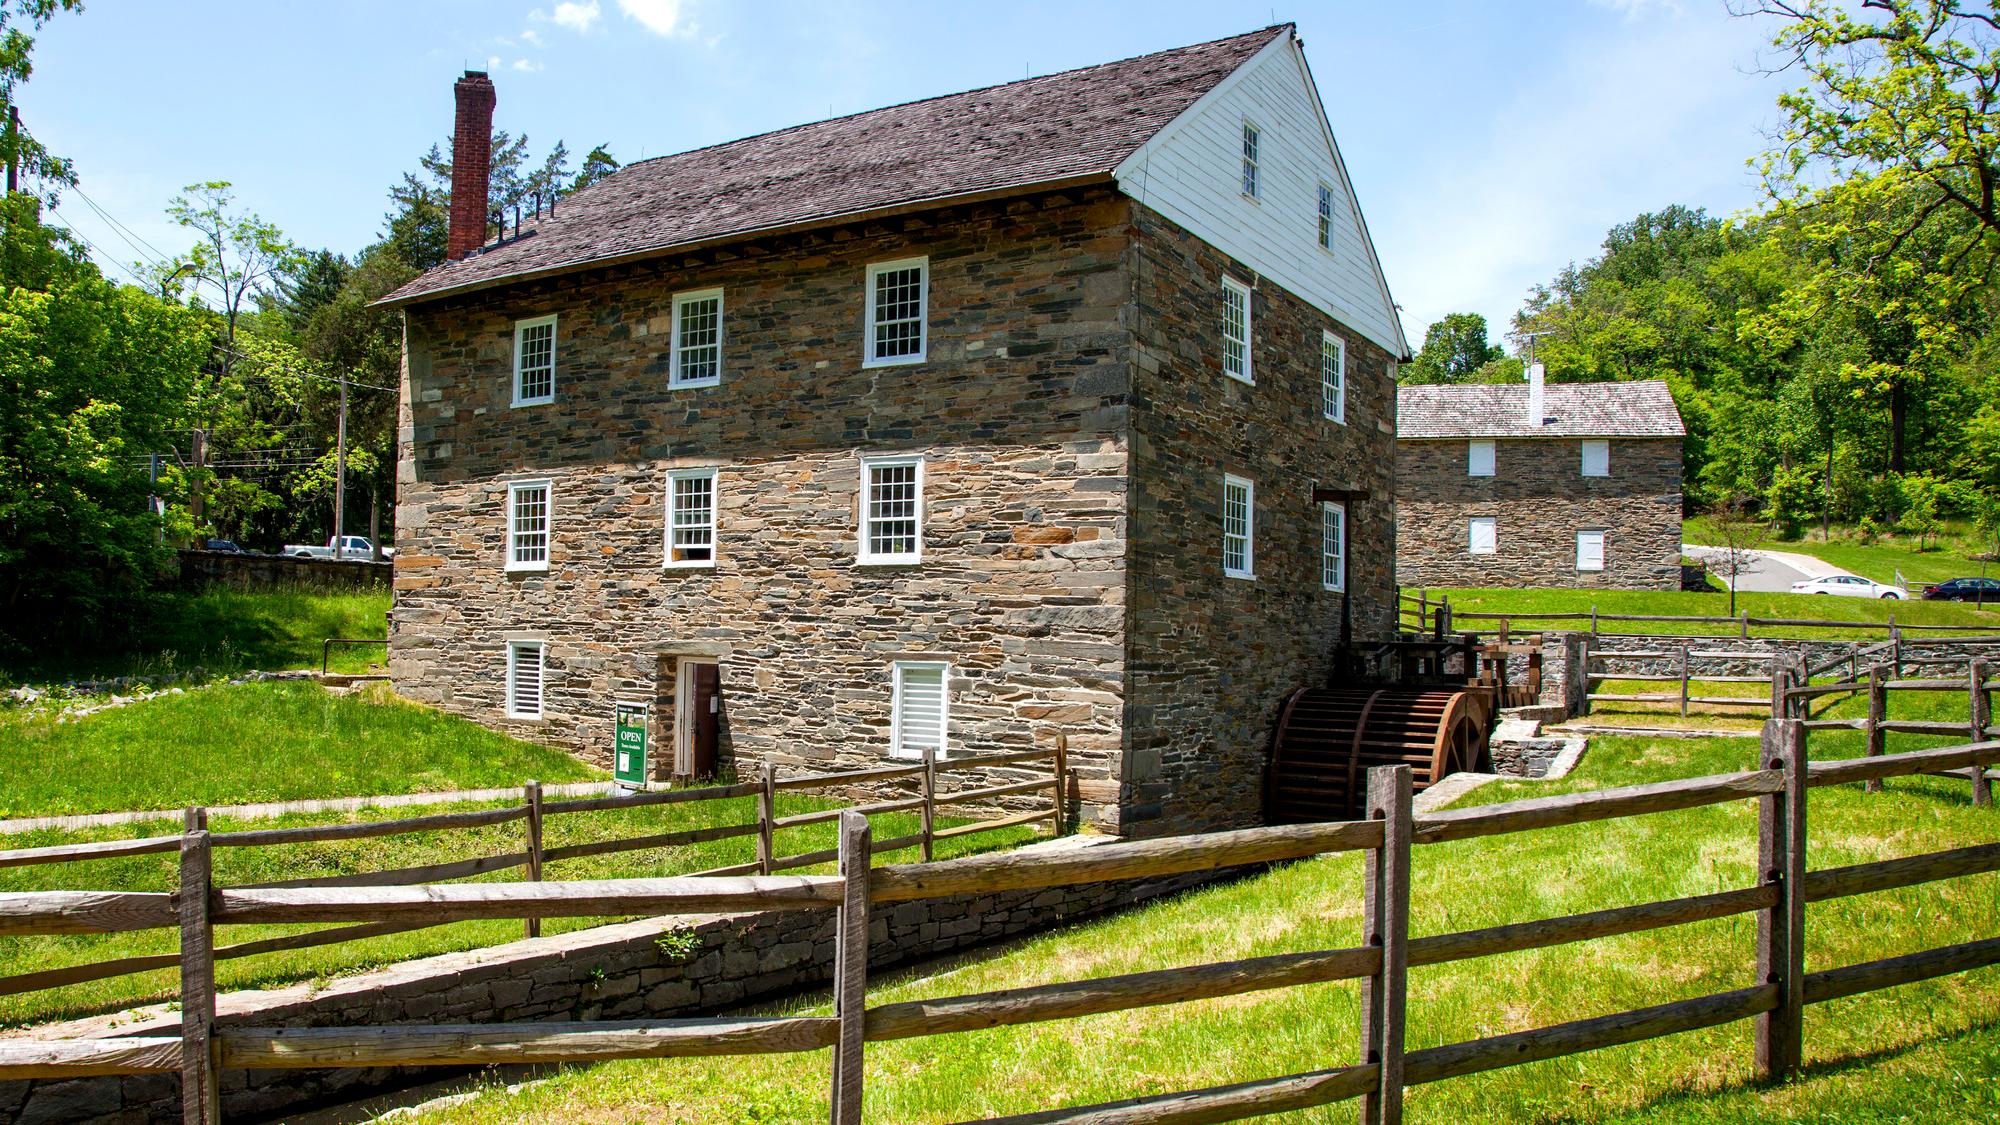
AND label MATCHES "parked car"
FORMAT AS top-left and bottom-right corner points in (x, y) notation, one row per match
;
(204, 539), (246, 553)
(1790, 574), (1903, 599)
(1921, 577), (2000, 604)
(282, 535), (394, 561)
